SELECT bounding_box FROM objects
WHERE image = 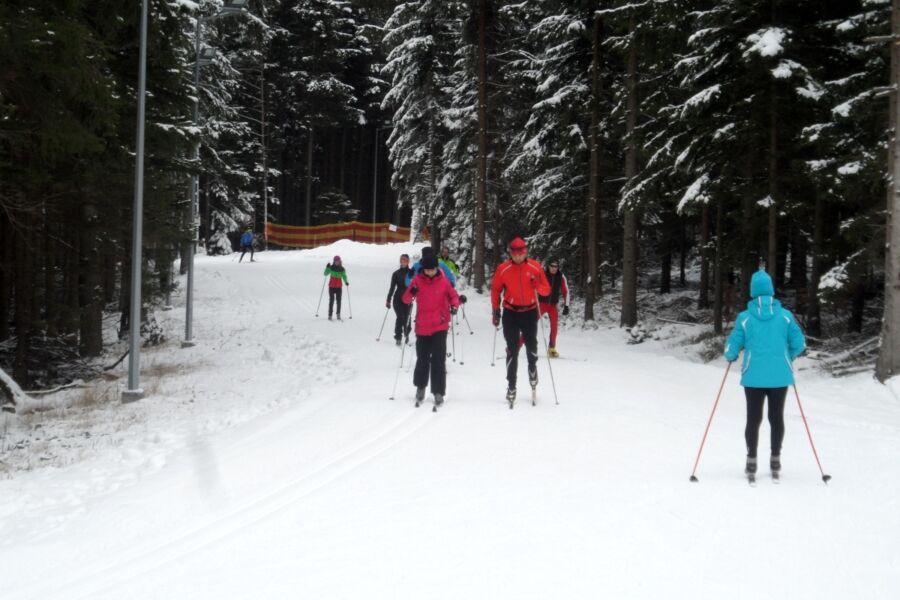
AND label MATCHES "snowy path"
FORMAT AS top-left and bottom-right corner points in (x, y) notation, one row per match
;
(2, 241), (900, 599)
